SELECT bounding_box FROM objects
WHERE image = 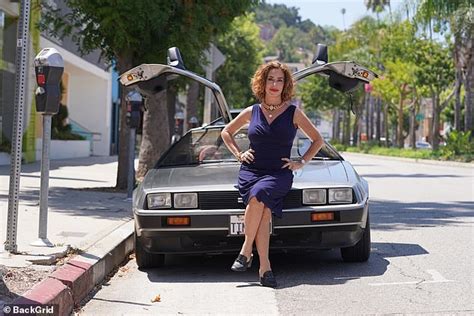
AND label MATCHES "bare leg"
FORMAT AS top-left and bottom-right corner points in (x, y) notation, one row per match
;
(240, 197), (265, 258)
(255, 207), (272, 276)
